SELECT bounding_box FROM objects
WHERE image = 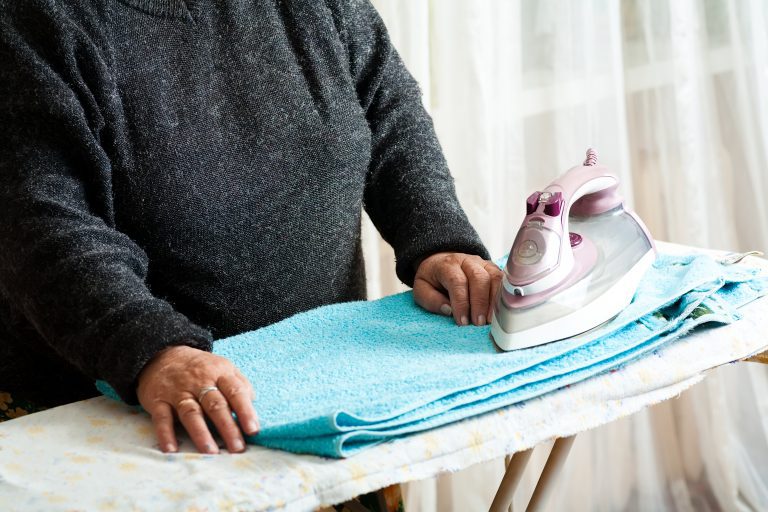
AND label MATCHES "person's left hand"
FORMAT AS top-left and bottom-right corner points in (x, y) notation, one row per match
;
(413, 252), (504, 326)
